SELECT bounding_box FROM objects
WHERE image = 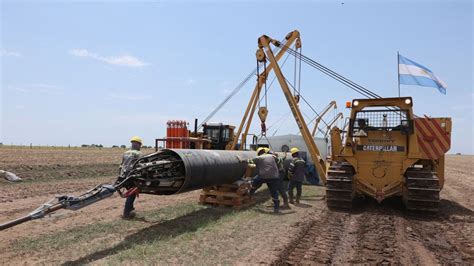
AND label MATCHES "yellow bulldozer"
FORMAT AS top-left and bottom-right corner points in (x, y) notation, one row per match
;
(329, 97), (452, 211)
